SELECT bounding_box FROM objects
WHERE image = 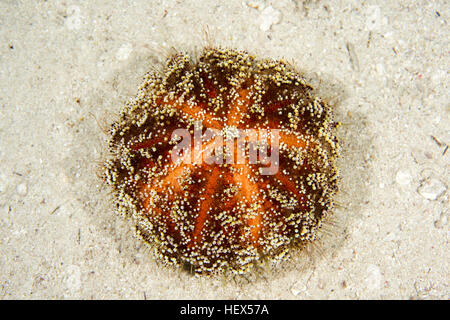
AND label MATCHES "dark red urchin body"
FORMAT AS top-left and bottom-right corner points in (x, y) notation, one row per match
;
(103, 48), (339, 275)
